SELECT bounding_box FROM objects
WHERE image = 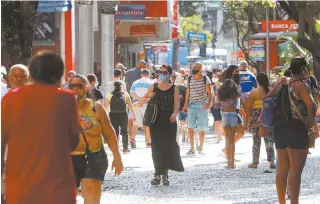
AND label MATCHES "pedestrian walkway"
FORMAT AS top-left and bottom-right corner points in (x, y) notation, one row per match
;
(77, 130), (320, 204)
